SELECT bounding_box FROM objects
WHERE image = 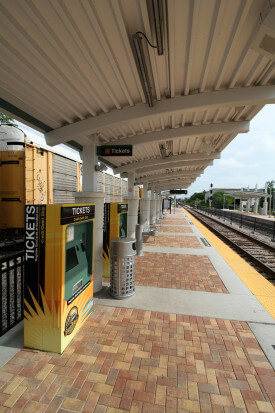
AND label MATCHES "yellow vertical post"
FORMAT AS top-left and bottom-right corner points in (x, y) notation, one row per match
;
(76, 162), (82, 192)
(120, 177), (122, 202)
(48, 151), (53, 204)
(32, 147), (36, 203)
(113, 176), (115, 202)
